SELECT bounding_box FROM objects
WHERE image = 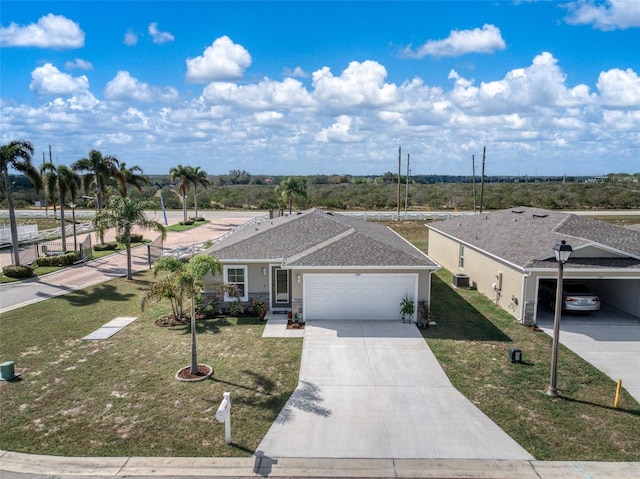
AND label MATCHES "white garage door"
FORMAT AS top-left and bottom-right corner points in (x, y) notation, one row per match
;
(304, 273), (418, 321)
